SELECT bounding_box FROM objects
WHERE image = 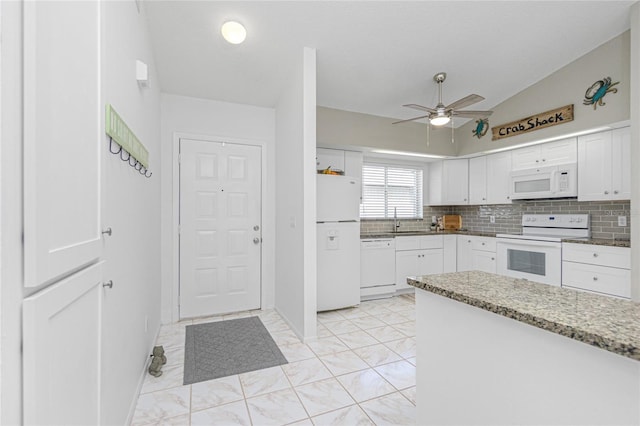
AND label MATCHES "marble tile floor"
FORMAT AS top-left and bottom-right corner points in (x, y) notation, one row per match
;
(131, 293), (417, 426)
